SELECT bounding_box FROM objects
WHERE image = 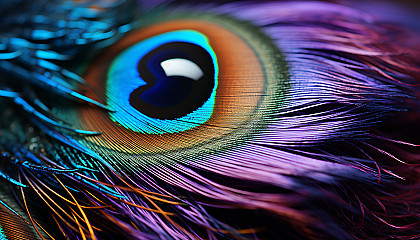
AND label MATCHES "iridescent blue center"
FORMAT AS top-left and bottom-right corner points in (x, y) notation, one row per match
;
(107, 30), (218, 134)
